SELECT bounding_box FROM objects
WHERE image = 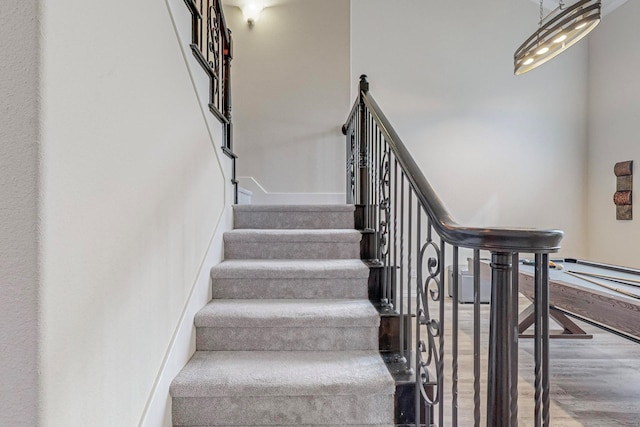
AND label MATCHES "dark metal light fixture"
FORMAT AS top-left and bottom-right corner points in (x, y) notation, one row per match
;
(514, 0), (601, 75)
